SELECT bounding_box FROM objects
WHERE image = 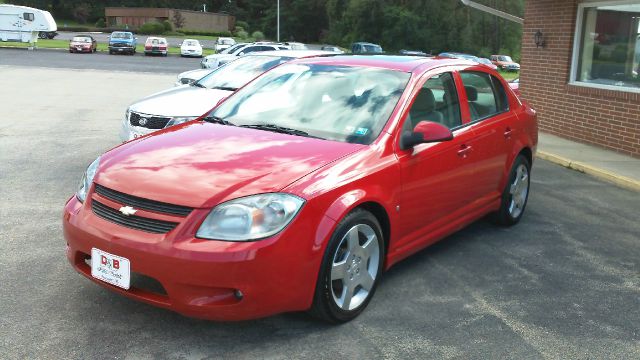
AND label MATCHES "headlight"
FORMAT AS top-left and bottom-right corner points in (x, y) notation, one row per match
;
(76, 156), (101, 203)
(196, 193), (305, 241)
(165, 116), (197, 127)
